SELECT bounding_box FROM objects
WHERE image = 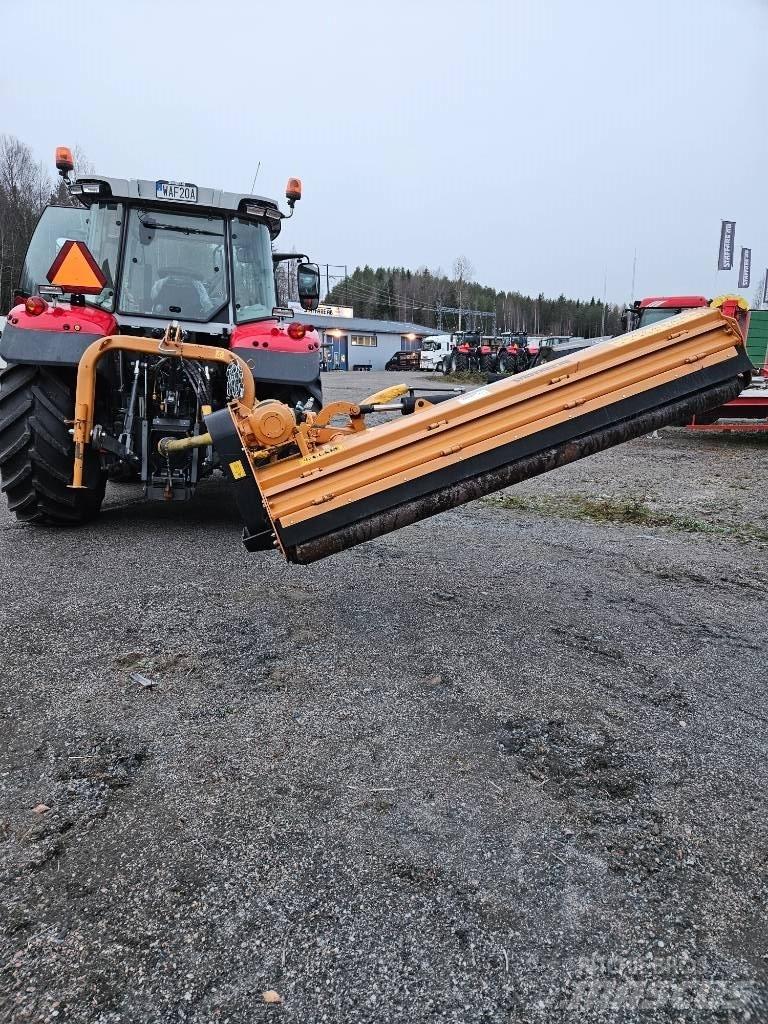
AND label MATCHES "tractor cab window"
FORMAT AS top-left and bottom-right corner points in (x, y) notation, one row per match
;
(231, 219), (277, 323)
(19, 202), (122, 311)
(119, 209), (228, 322)
(638, 307), (682, 328)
